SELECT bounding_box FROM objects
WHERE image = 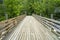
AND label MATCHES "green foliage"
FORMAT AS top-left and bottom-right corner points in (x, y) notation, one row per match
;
(4, 0), (24, 18)
(0, 4), (5, 21)
(33, 0), (46, 15)
(0, 0), (60, 21)
(32, 0), (60, 19)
